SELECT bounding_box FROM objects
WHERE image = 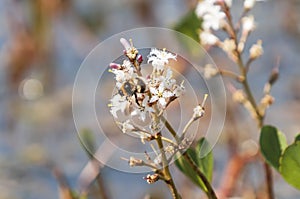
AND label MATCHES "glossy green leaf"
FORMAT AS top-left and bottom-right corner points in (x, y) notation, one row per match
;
(259, 125), (287, 170)
(175, 138), (213, 192)
(279, 141), (300, 190)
